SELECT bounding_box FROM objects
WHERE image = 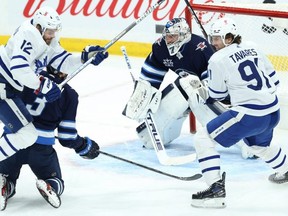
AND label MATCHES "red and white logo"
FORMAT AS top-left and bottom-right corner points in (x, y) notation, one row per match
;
(196, 42), (207, 51)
